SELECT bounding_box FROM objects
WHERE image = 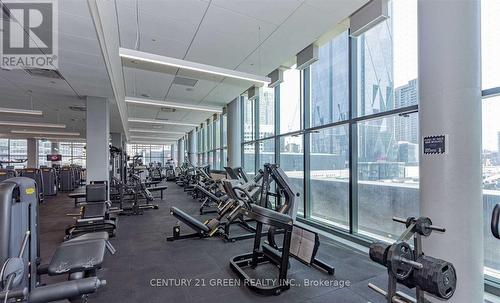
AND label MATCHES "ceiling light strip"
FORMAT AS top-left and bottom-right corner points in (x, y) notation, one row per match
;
(128, 118), (198, 127)
(129, 128), (185, 135)
(0, 121), (66, 128)
(125, 97), (223, 113)
(11, 130), (80, 136)
(119, 48), (270, 84)
(0, 107), (43, 116)
(130, 136), (181, 140)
